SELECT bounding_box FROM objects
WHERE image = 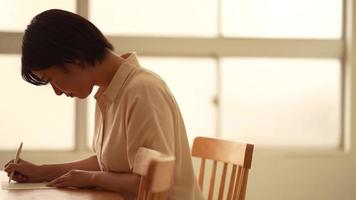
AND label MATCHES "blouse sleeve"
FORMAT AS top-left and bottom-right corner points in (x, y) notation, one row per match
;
(124, 78), (176, 169)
